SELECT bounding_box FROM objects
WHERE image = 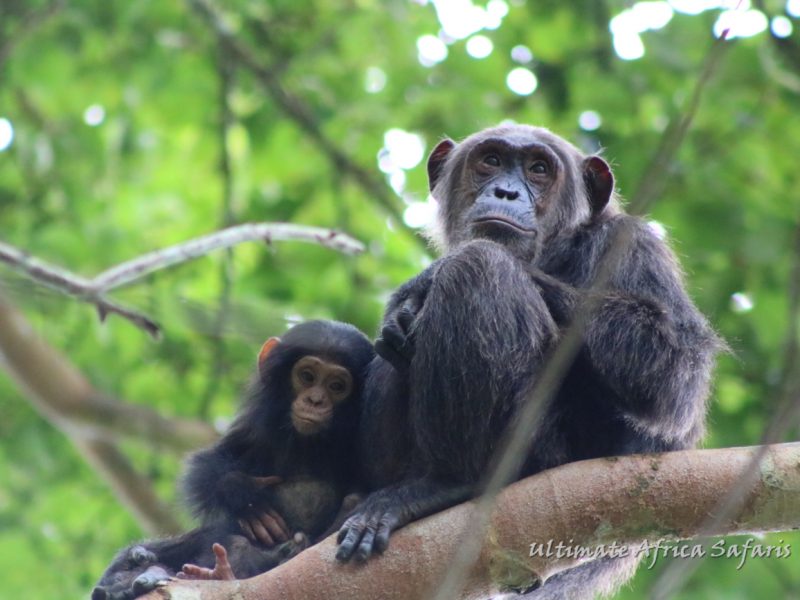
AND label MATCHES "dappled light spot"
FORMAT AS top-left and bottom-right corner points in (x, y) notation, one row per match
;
(403, 199), (437, 229)
(389, 170), (407, 195)
(417, 34), (448, 66)
(365, 66), (387, 93)
(713, 8), (768, 38)
(610, 2), (674, 61)
(466, 34), (493, 59)
(770, 16), (793, 37)
(0, 118), (13, 151)
(579, 110), (602, 131)
(730, 292), (754, 313)
(378, 129), (426, 196)
(415, 0), (508, 67)
(383, 129), (426, 170)
(430, 0), (507, 39)
(83, 104), (106, 126)
(669, 0), (747, 15)
(787, 0), (800, 18)
(613, 31), (645, 60)
(506, 67), (538, 96)
(510, 44), (533, 63)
